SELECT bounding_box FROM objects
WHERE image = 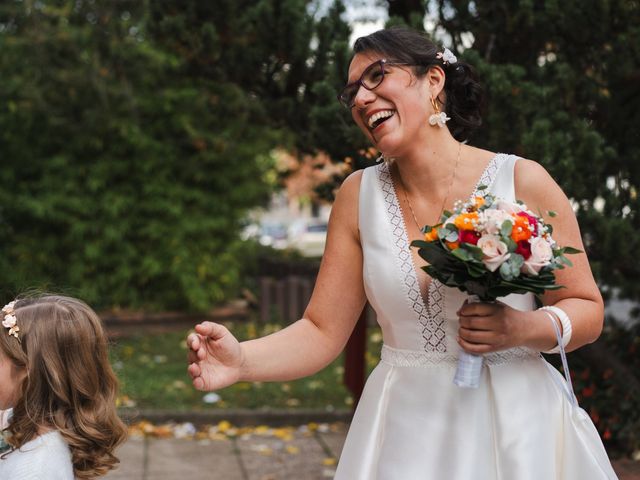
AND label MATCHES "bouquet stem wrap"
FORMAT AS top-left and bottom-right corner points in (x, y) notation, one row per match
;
(453, 295), (483, 388)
